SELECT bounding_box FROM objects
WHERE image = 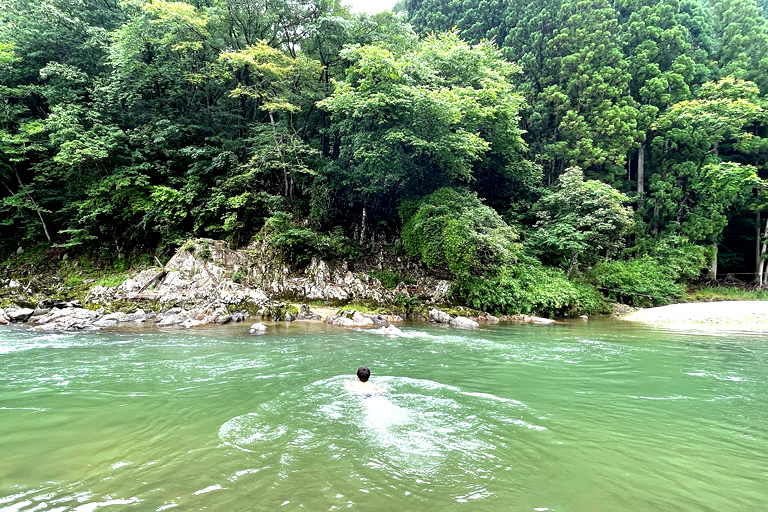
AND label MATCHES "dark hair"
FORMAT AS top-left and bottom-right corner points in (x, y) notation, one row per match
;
(356, 365), (371, 382)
